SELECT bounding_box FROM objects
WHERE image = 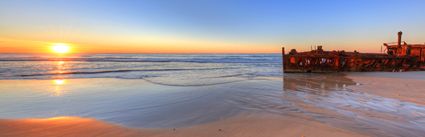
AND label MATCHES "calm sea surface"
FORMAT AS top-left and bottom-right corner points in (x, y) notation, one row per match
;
(0, 54), (282, 85)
